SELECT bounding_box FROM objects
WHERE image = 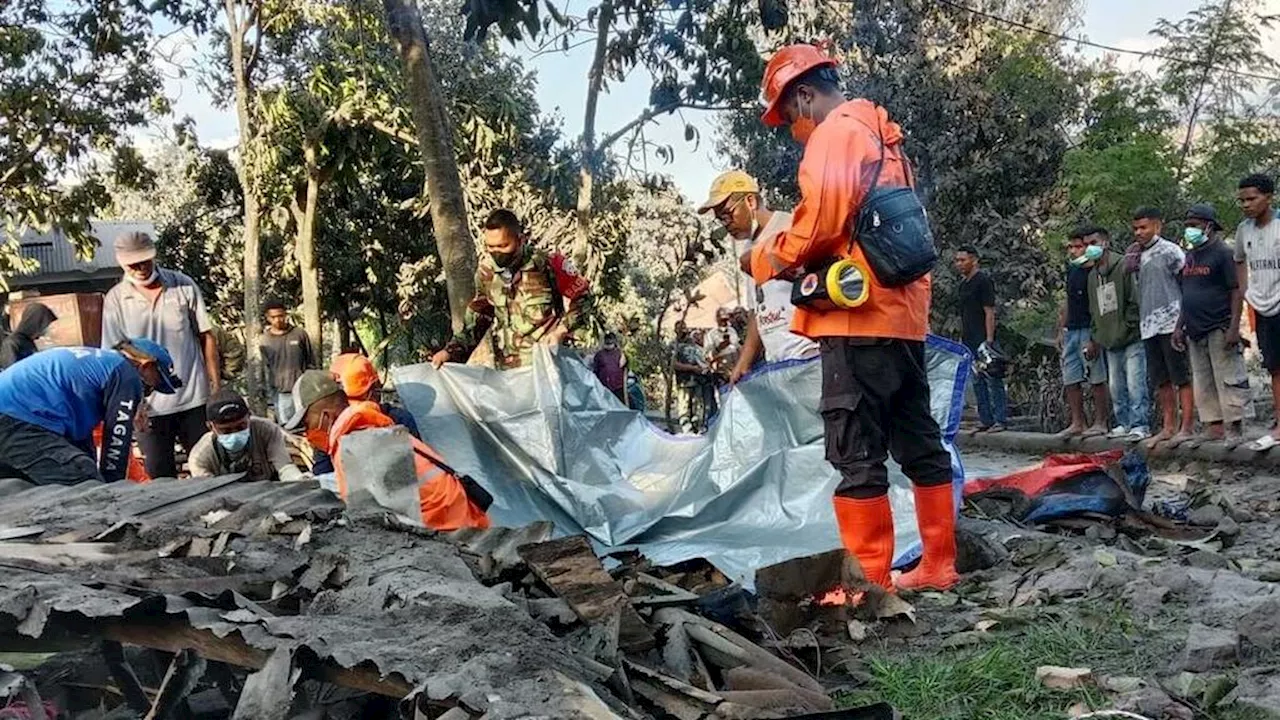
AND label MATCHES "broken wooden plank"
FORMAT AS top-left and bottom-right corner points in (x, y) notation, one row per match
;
(658, 608), (823, 695)
(632, 573), (700, 607)
(102, 620), (412, 698)
(624, 660), (721, 720)
(518, 536), (655, 653)
(144, 649), (206, 720)
(0, 543), (117, 567)
(101, 640), (152, 715)
(231, 646), (299, 720)
(0, 527), (45, 542)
